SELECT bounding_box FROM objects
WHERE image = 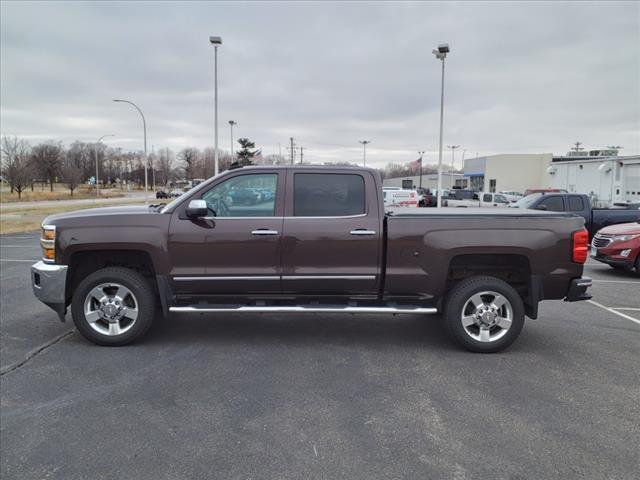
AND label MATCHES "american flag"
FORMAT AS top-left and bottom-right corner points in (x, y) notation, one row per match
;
(408, 157), (422, 172)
